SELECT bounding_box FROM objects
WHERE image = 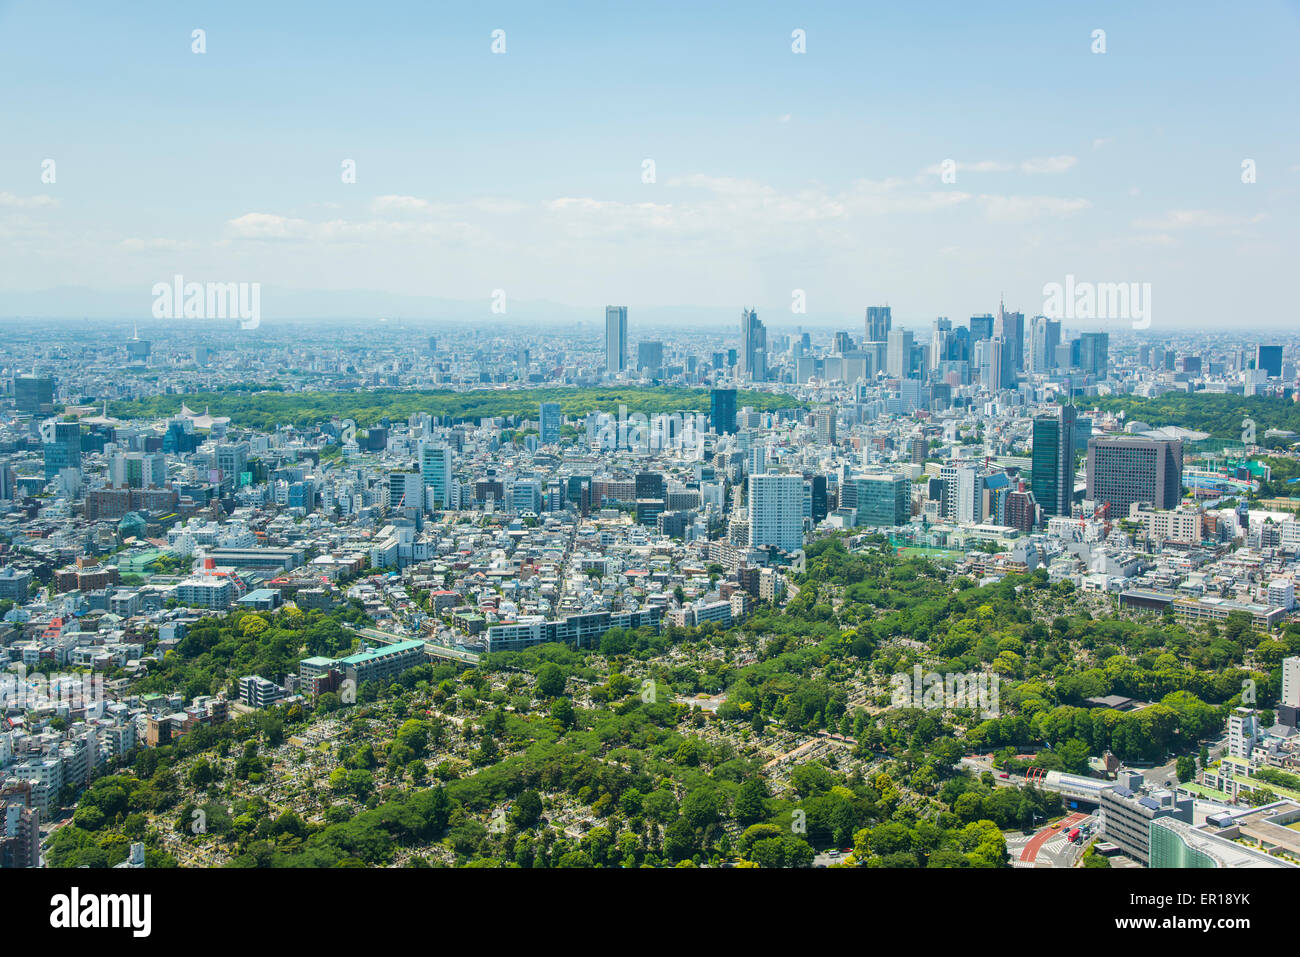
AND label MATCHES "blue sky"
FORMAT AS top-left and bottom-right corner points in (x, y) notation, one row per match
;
(1, 0), (1297, 329)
